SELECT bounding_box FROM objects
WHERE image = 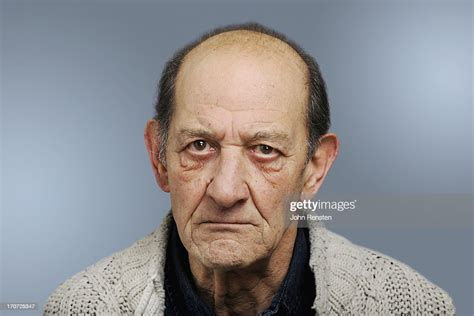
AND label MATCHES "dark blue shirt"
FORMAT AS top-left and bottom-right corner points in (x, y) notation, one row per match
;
(164, 218), (316, 315)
